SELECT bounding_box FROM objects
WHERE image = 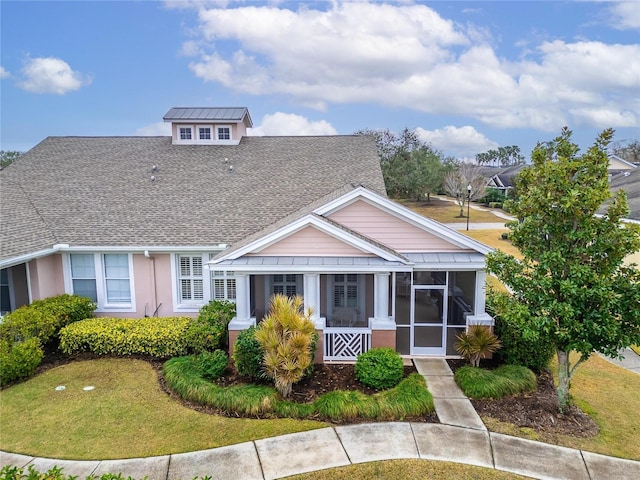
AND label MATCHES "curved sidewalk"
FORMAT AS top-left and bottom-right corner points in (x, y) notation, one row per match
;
(2, 359), (639, 480)
(3, 424), (639, 480)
